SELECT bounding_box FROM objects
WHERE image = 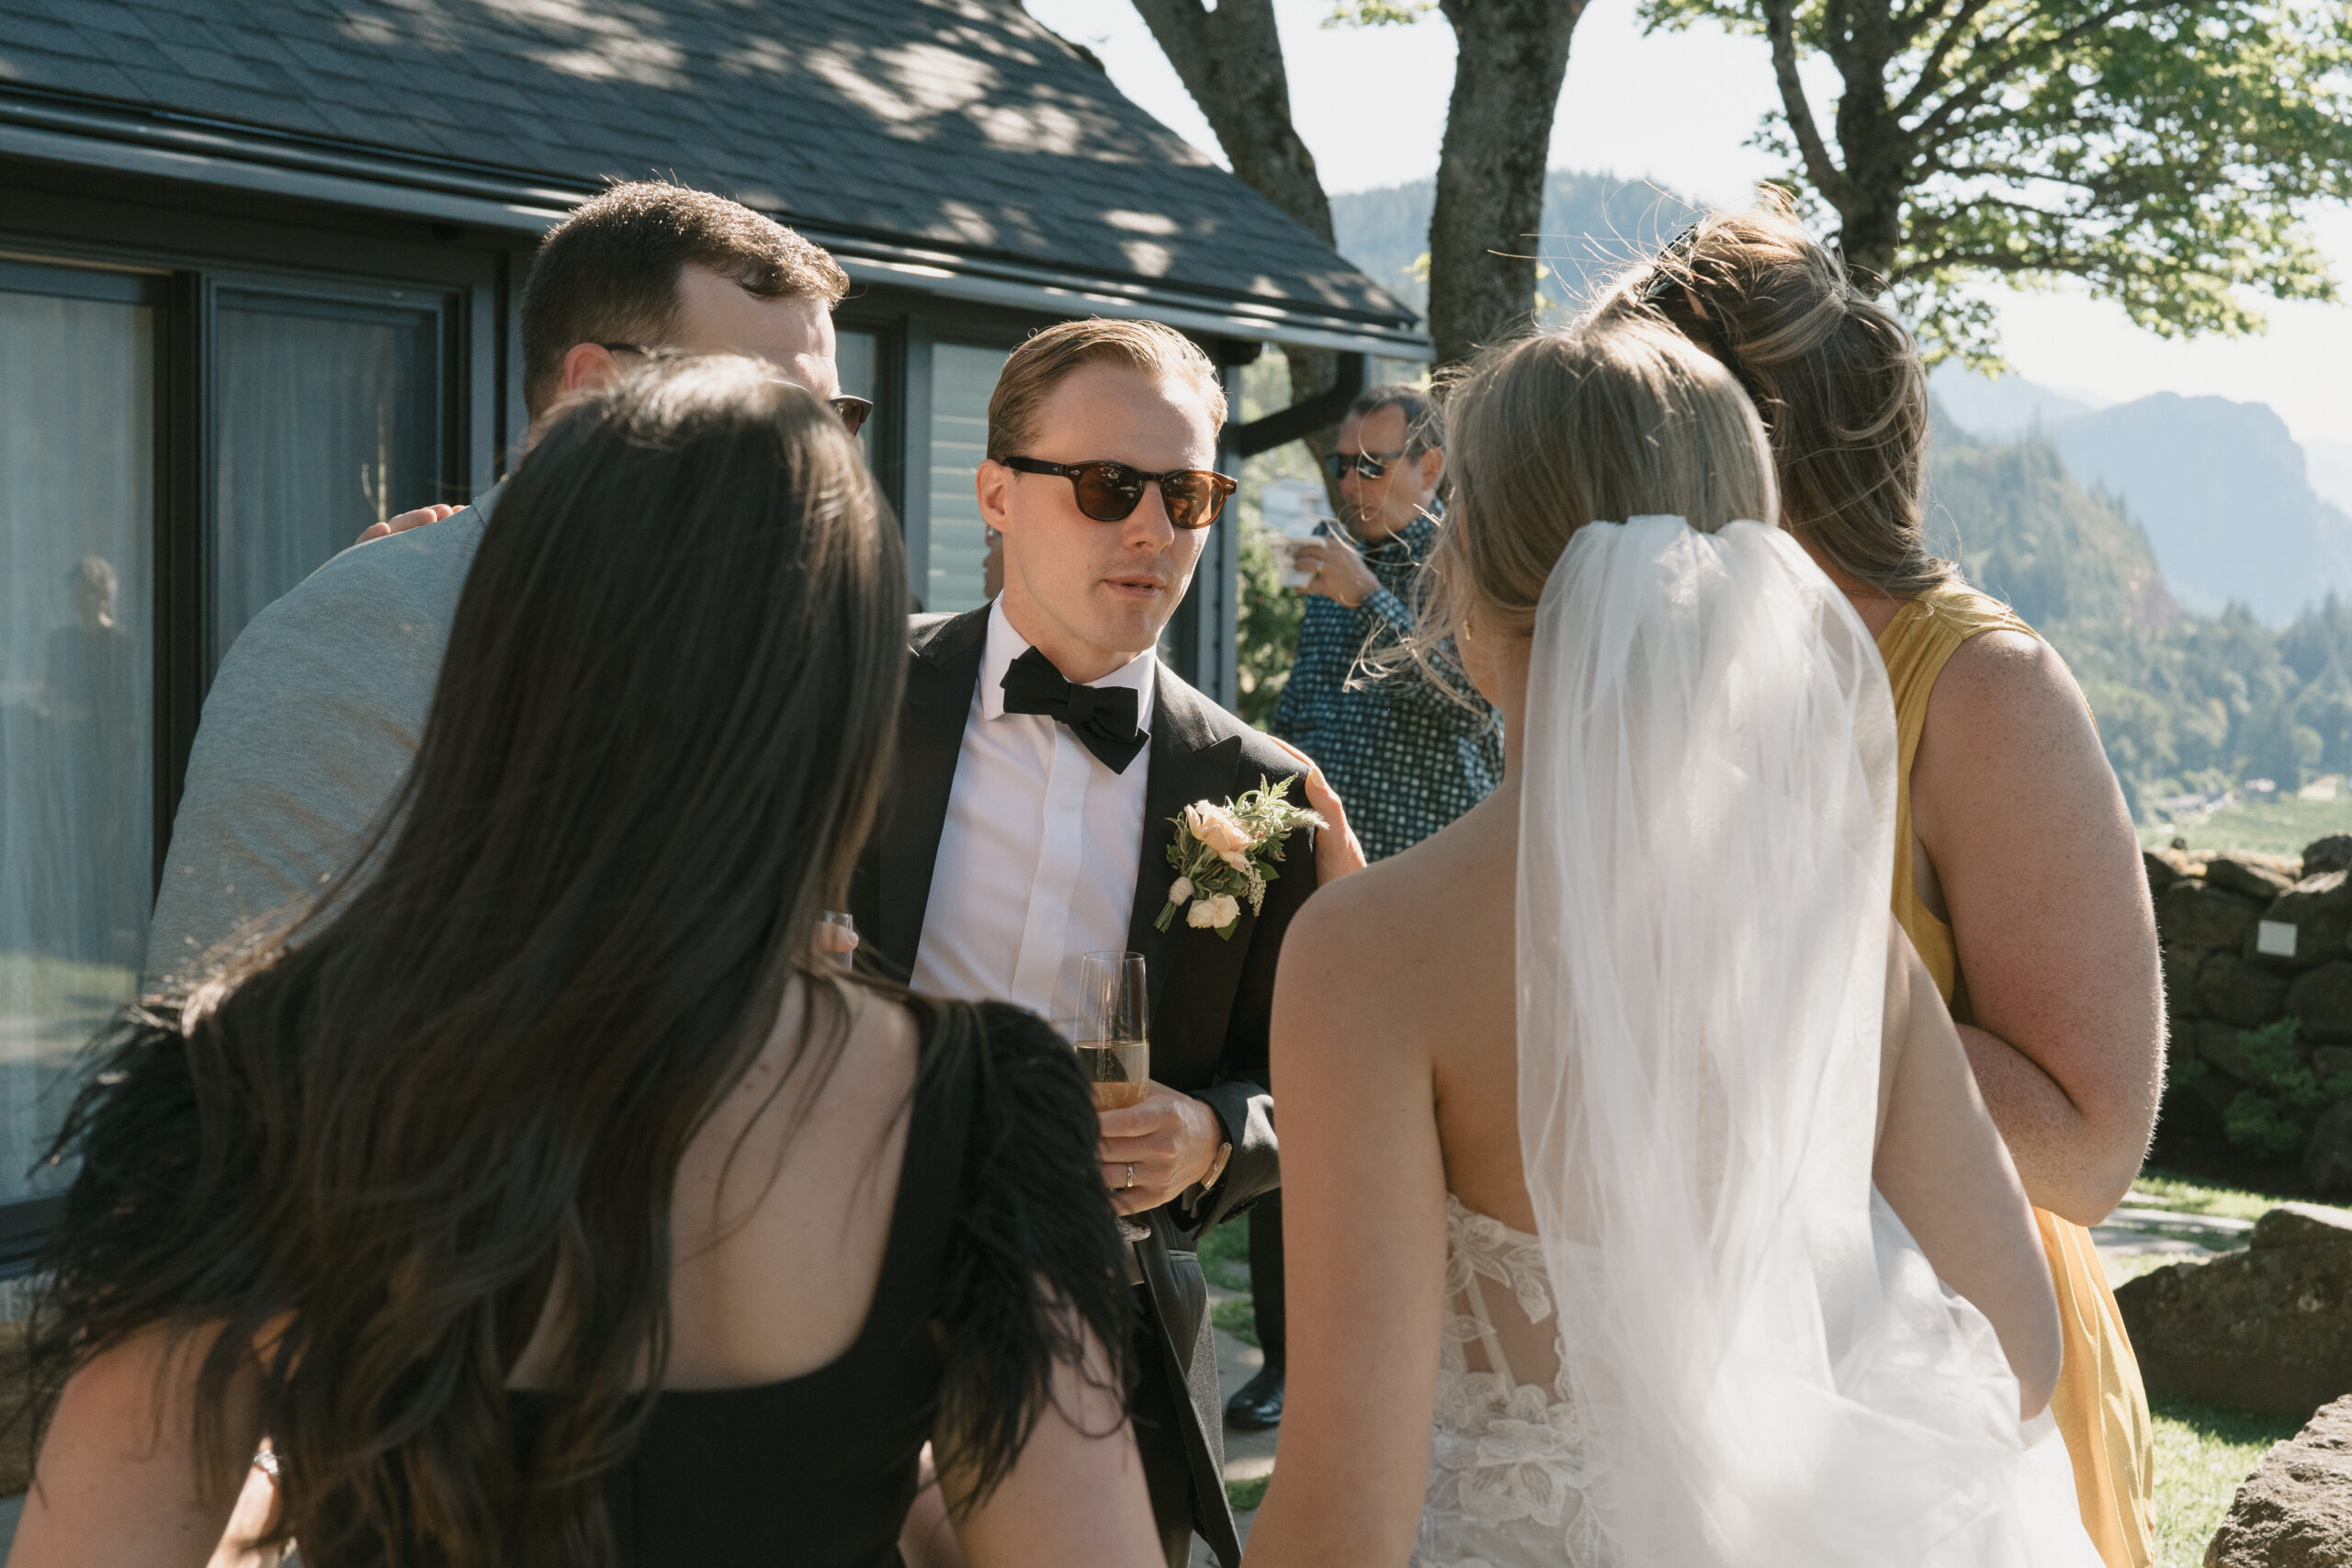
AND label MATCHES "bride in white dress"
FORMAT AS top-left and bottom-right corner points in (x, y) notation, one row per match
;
(1241, 317), (2101, 1568)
